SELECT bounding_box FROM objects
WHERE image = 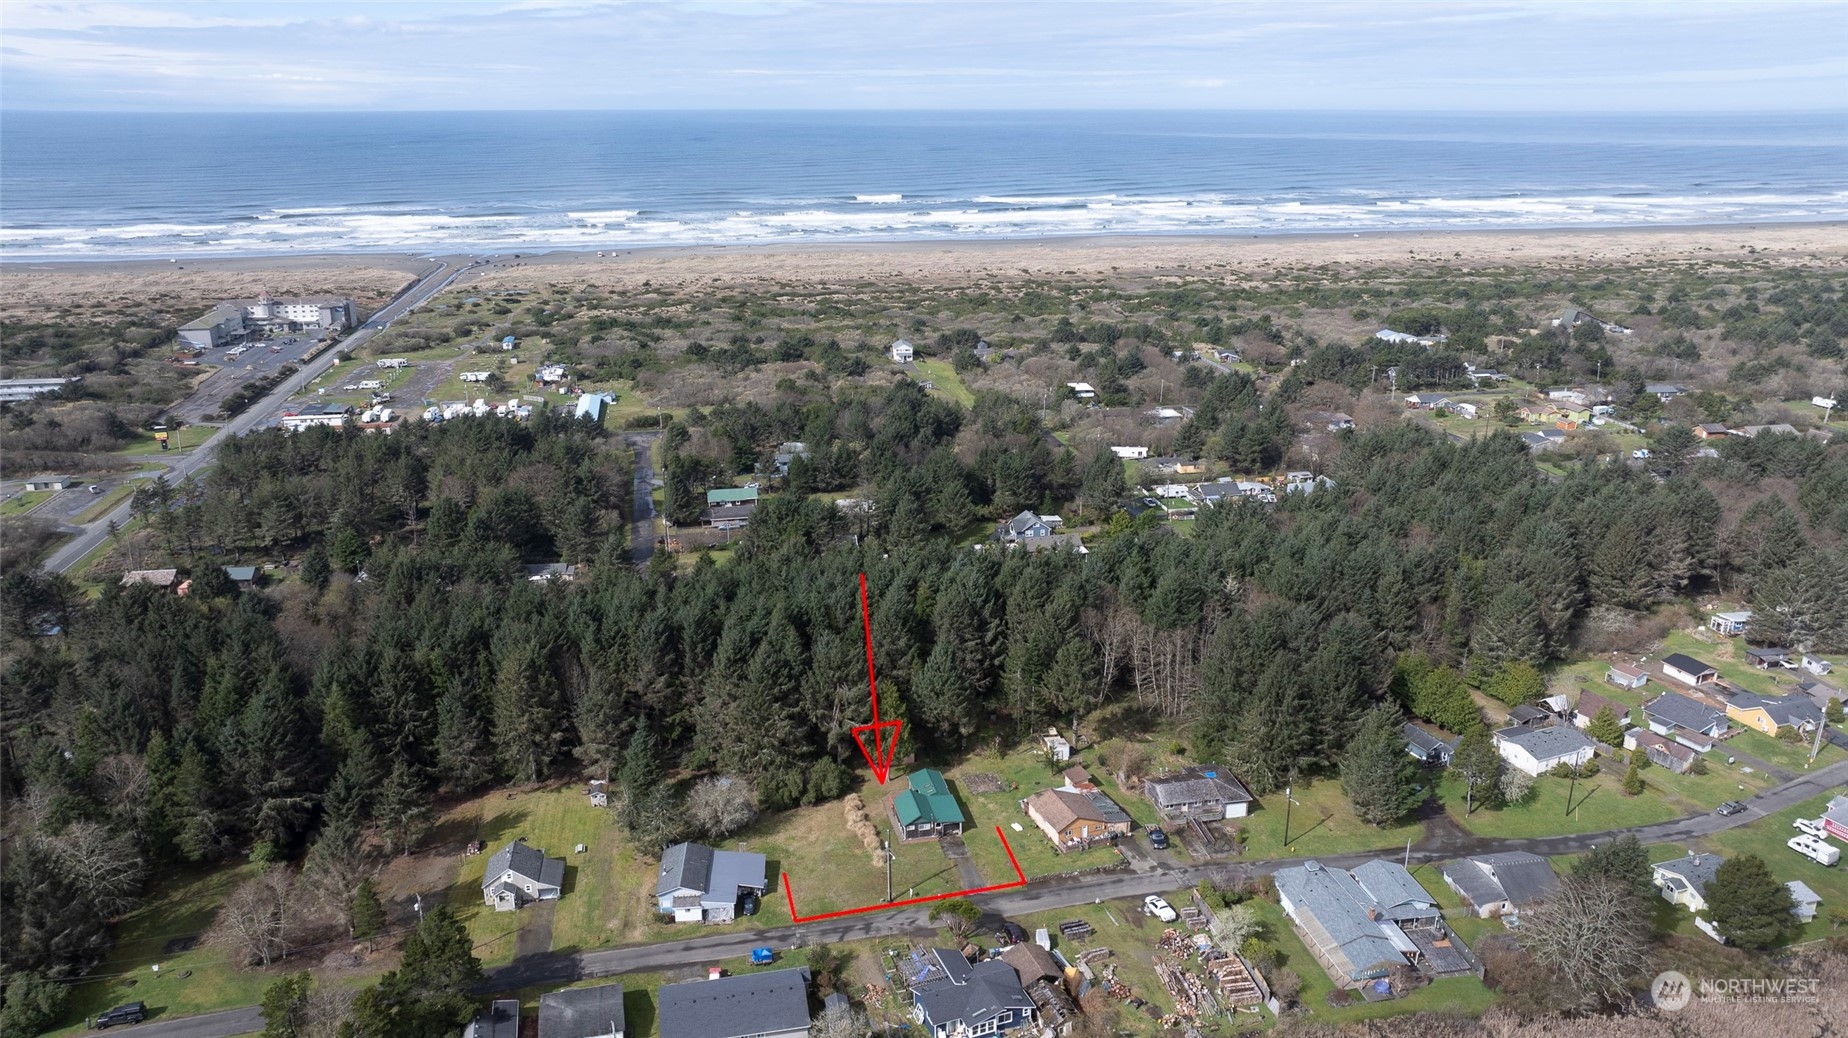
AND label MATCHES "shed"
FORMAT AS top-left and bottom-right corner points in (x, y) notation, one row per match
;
(1661, 653), (1719, 686)
(21, 475), (73, 492)
(1605, 662), (1649, 690)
